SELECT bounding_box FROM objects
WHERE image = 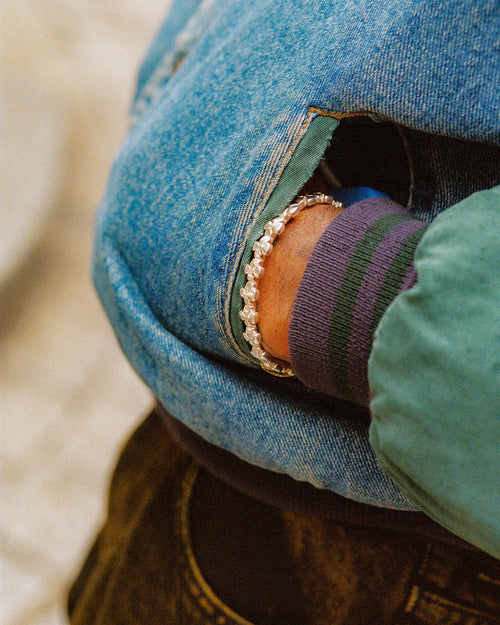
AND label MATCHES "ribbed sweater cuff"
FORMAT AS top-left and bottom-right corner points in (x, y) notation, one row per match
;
(289, 198), (428, 406)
